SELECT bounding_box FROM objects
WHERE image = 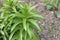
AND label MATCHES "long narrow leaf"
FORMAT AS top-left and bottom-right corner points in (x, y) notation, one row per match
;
(29, 19), (43, 33)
